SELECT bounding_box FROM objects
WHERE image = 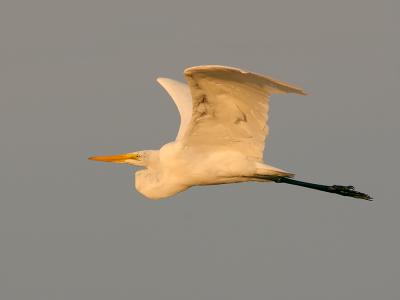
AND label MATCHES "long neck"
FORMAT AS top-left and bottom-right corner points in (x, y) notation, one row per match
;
(143, 150), (161, 169)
